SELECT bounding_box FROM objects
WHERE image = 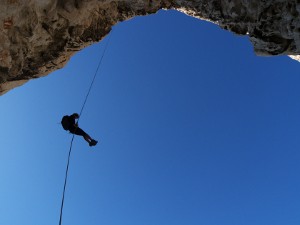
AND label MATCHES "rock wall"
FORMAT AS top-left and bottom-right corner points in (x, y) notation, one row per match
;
(1, 0), (300, 95)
